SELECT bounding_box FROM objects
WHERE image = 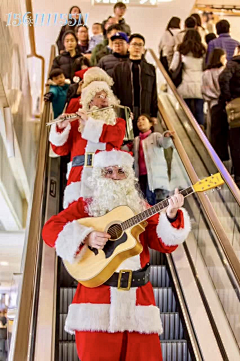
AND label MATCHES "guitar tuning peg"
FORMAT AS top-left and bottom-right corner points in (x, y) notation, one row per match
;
(211, 189), (215, 192)
(217, 186), (221, 190)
